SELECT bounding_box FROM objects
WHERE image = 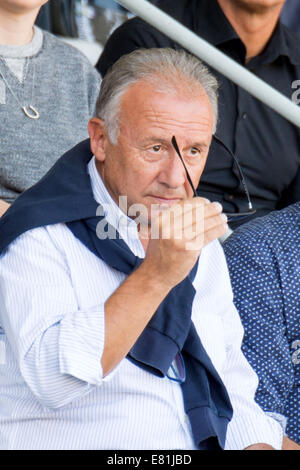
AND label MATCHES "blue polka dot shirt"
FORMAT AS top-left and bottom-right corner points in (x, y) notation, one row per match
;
(224, 202), (300, 444)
